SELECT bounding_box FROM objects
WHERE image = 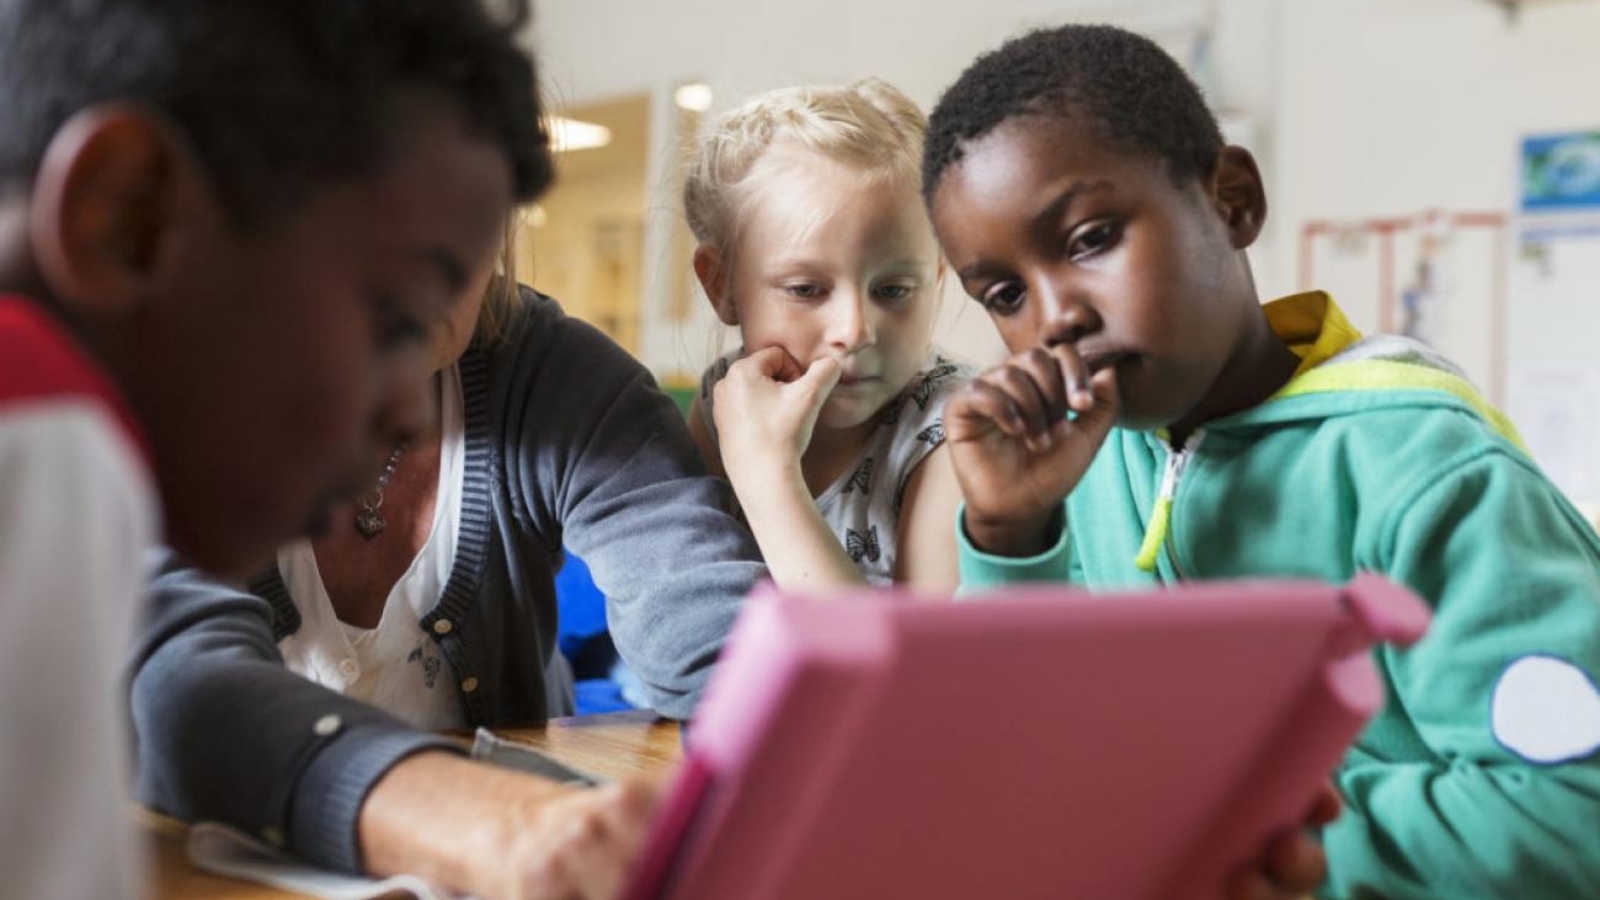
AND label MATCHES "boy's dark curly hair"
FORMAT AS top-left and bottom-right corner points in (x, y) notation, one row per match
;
(0, 0), (553, 226)
(923, 24), (1224, 201)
